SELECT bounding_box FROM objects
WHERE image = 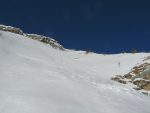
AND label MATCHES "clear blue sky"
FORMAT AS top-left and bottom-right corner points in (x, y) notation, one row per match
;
(0, 0), (150, 53)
